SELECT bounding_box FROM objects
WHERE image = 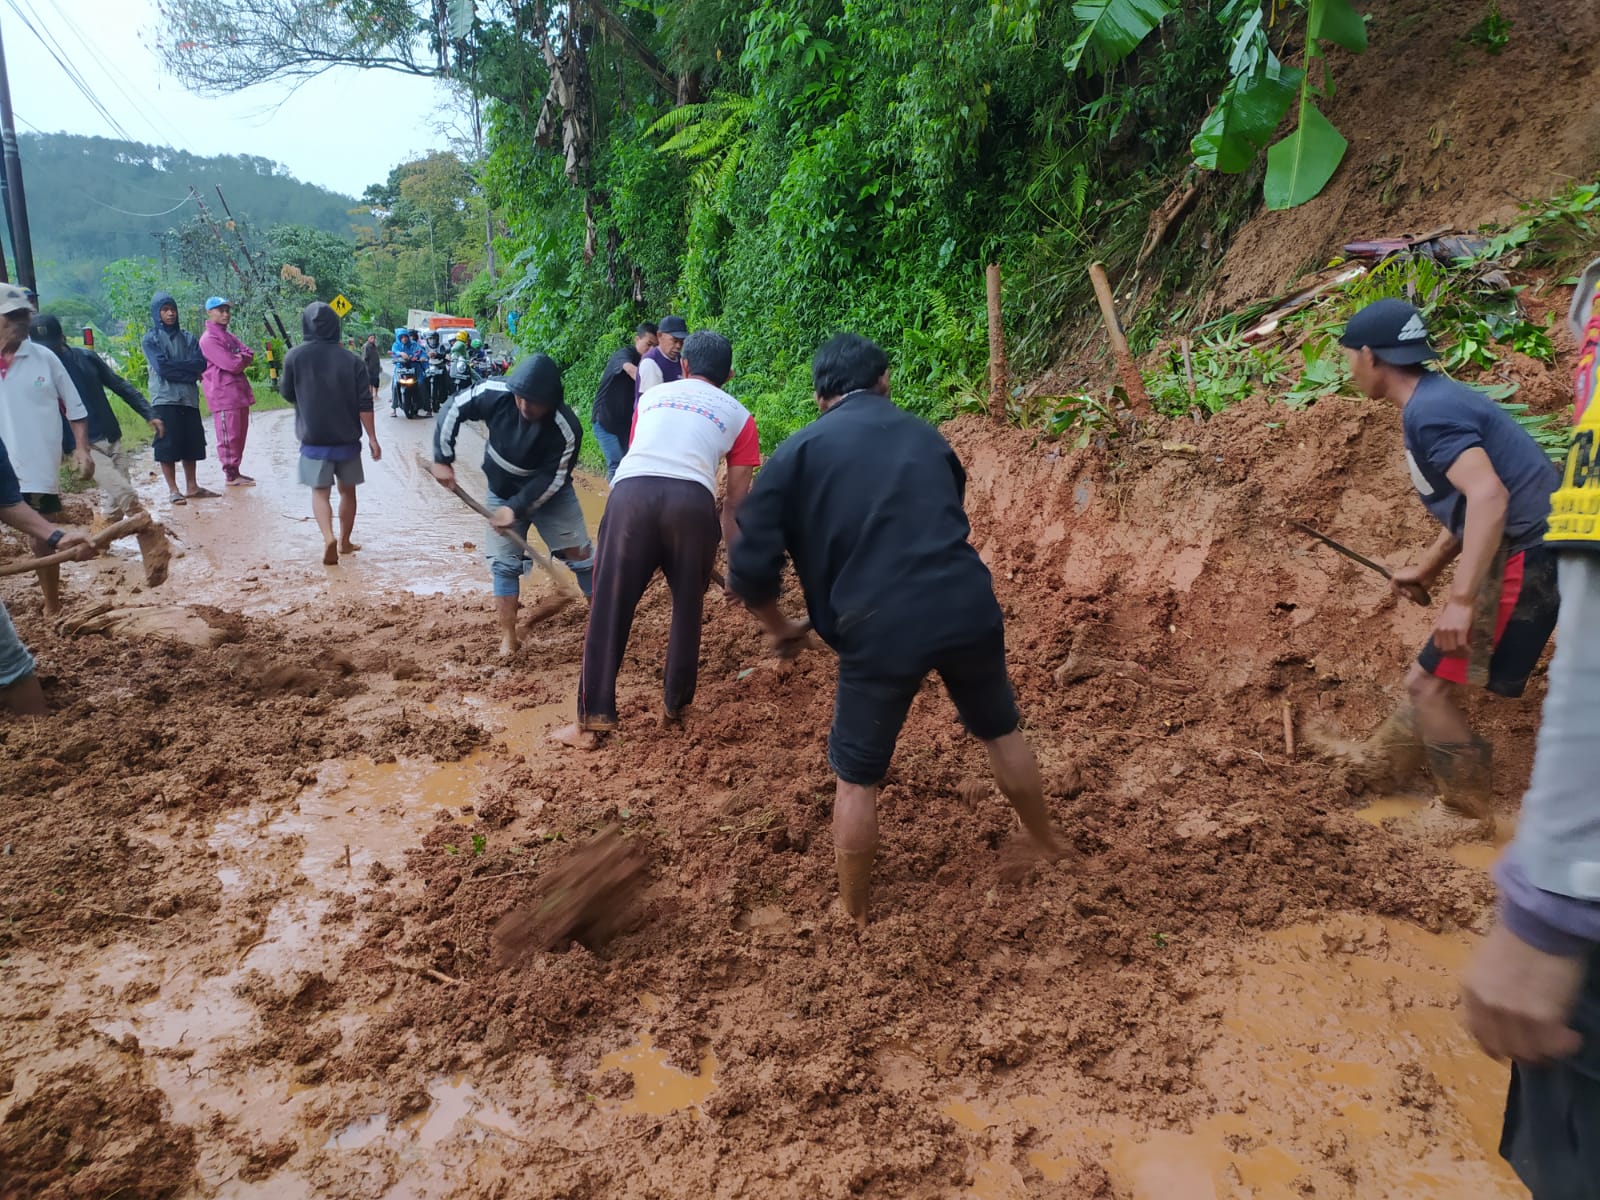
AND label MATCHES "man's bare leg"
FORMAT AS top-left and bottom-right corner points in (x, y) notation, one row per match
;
(337, 482), (361, 553)
(1406, 664), (1474, 745)
(495, 594), (520, 657)
(35, 563), (62, 617)
(985, 731), (1067, 857)
(834, 779), (879, 930)
(159, 462), (179, 496)
(182, 461), (200, 495)
(311, 486), (338, 564)
(0, 671), (46, 717)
